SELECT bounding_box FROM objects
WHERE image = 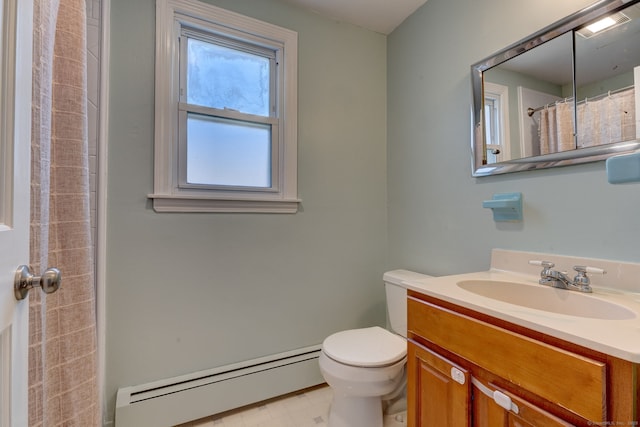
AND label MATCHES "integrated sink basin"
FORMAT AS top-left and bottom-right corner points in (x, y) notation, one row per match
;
(457, 280), (636, 320)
